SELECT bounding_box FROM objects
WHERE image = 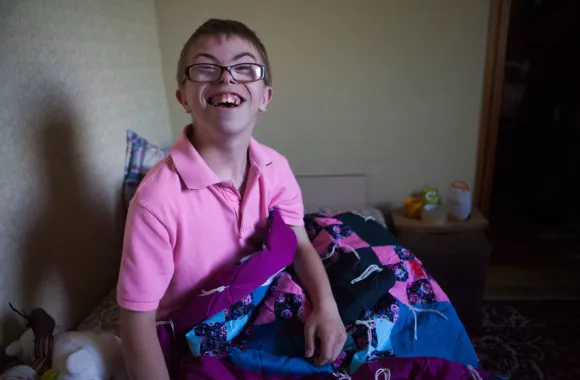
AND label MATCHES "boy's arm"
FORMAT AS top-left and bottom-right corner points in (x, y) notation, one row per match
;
(117, 201), (175, 380)
(120, 309), (170, 380)
(291, 226), (347, 366)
